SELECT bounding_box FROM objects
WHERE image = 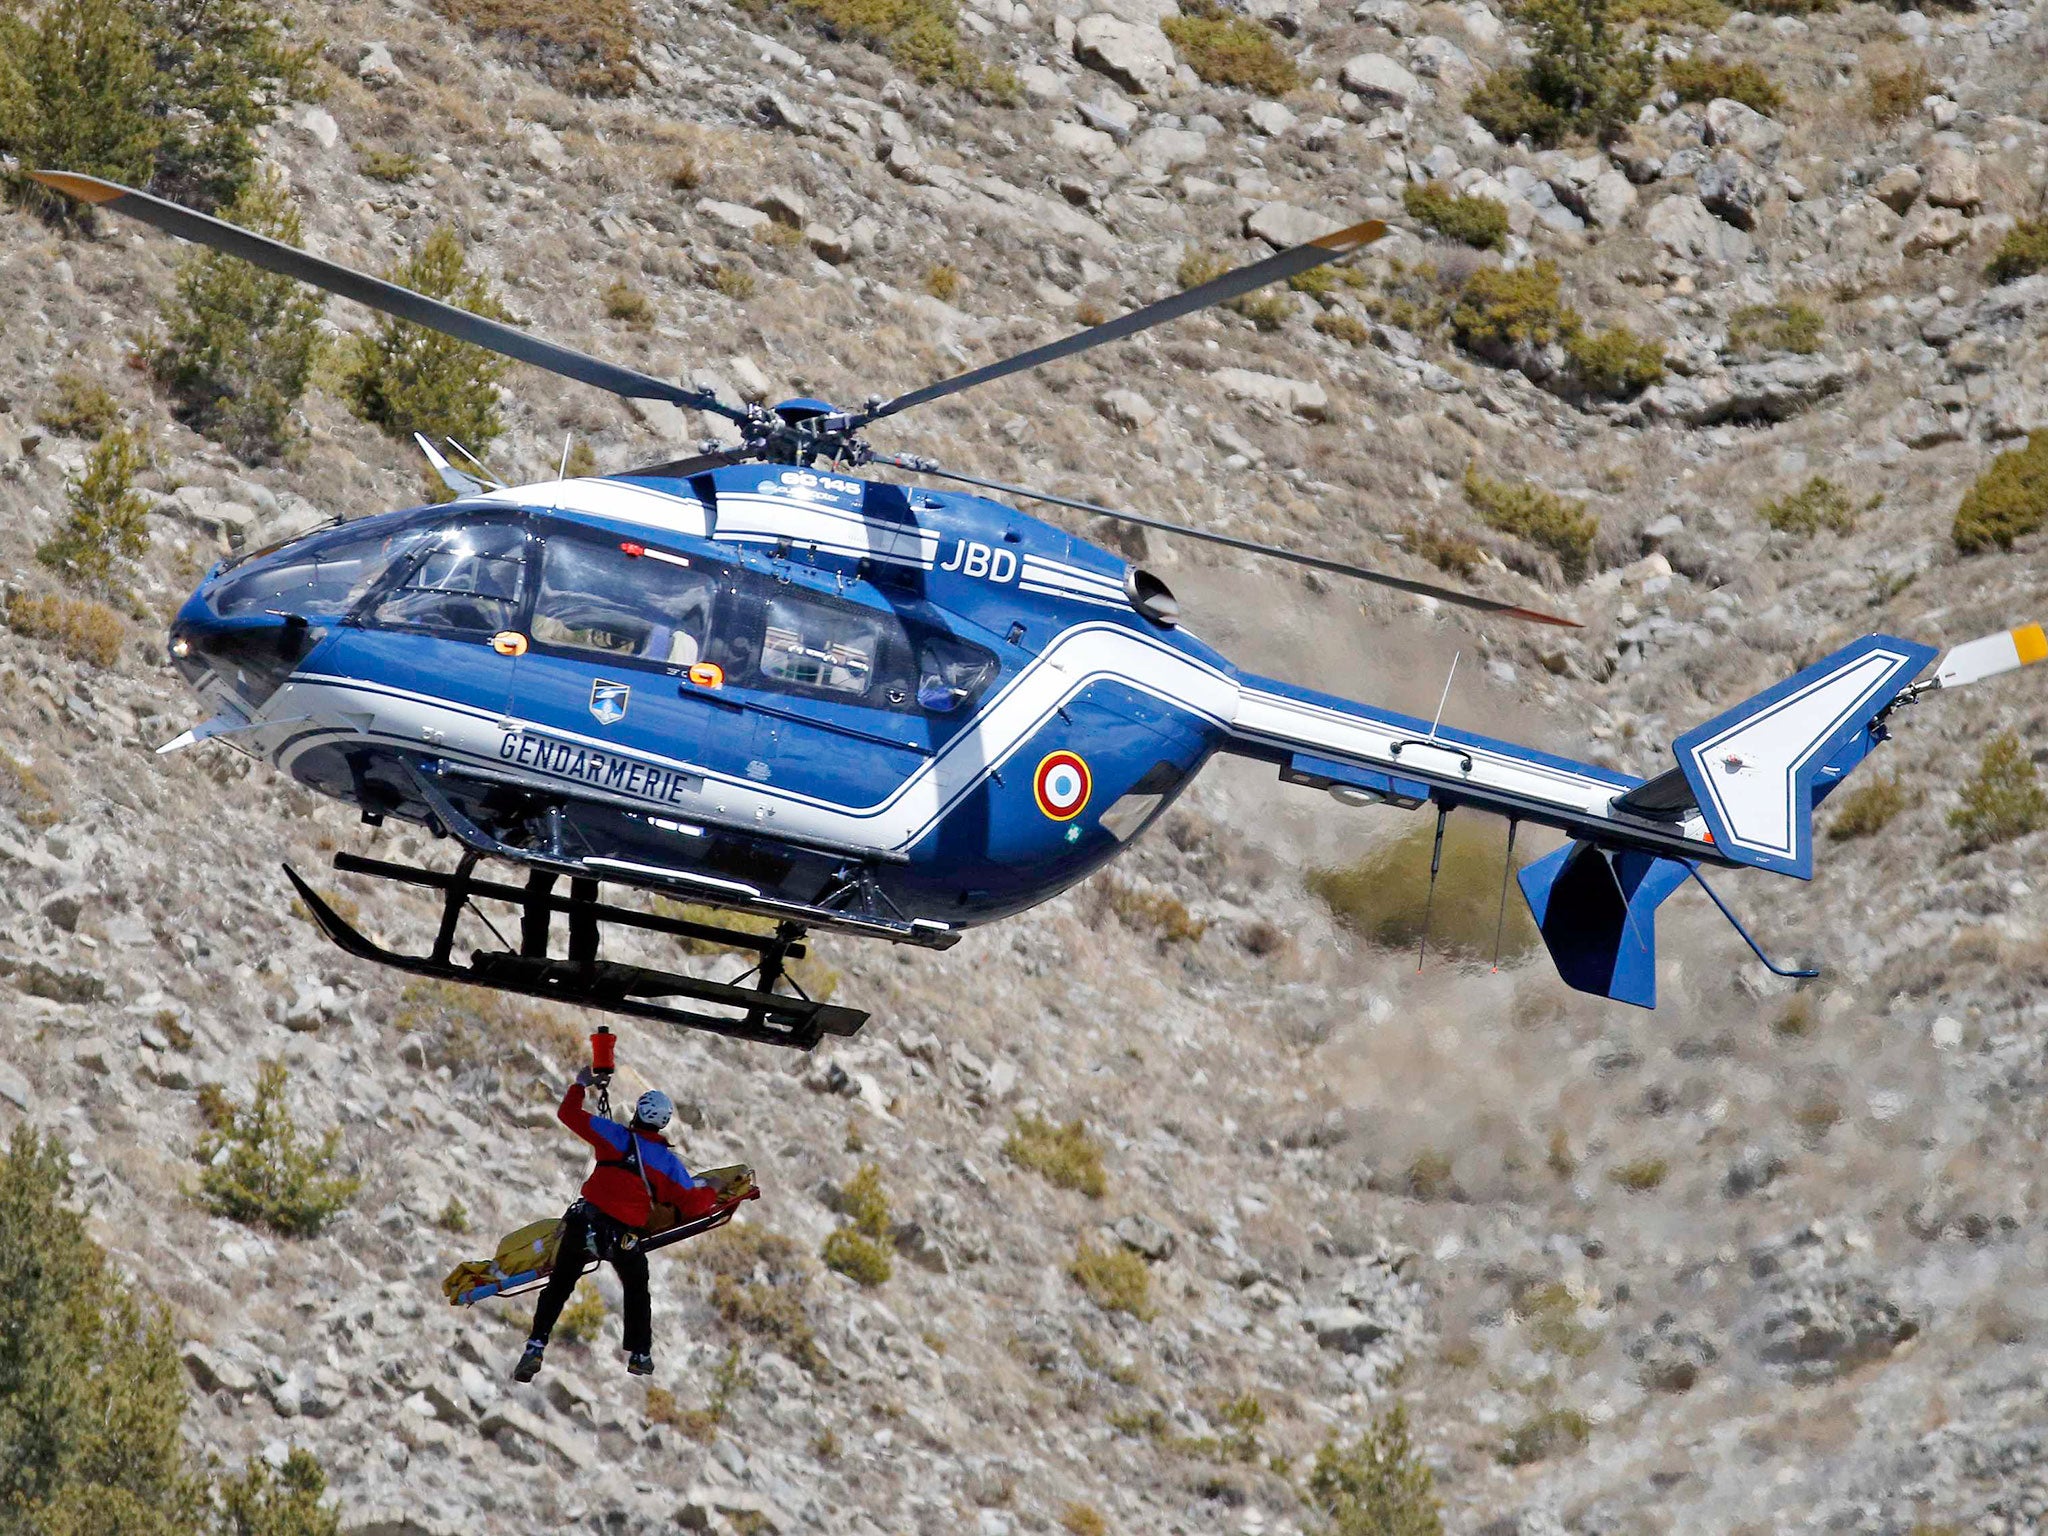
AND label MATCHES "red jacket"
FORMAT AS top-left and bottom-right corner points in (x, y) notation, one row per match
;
(557, 1083), (714, 1229)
